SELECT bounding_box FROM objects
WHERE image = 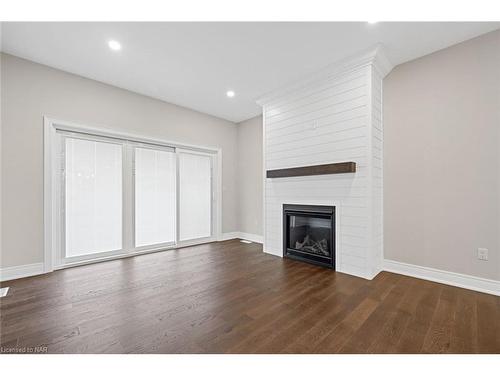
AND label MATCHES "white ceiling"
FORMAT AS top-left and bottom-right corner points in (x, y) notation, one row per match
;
(1, 22), (499, 123)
